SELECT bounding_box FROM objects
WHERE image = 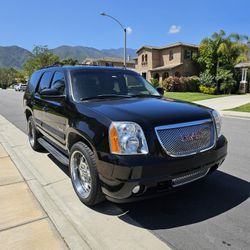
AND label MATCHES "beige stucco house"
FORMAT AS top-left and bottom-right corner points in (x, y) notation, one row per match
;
(82, 57), (135, 69)
(135, 42), (199, 81)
